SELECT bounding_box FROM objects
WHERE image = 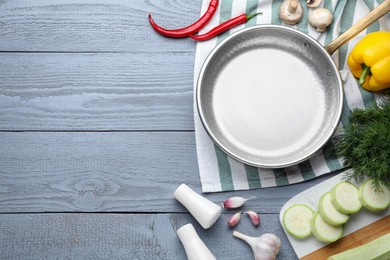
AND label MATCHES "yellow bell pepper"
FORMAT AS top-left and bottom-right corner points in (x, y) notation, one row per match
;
(347, 31), (390, 92)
